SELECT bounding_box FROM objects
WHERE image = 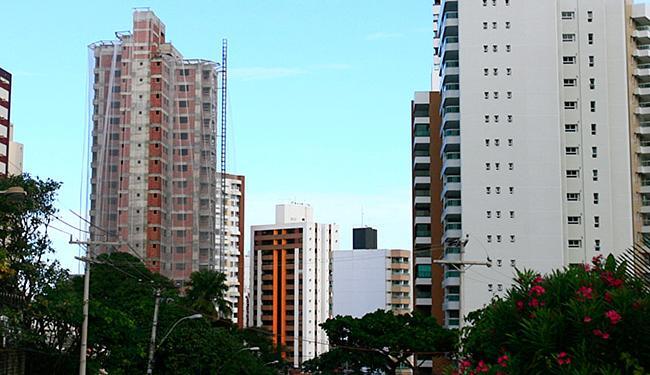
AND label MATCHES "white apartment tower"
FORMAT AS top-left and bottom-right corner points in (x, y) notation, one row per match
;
(432, 0), (633, 327)
(249, 203), (339, 368)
